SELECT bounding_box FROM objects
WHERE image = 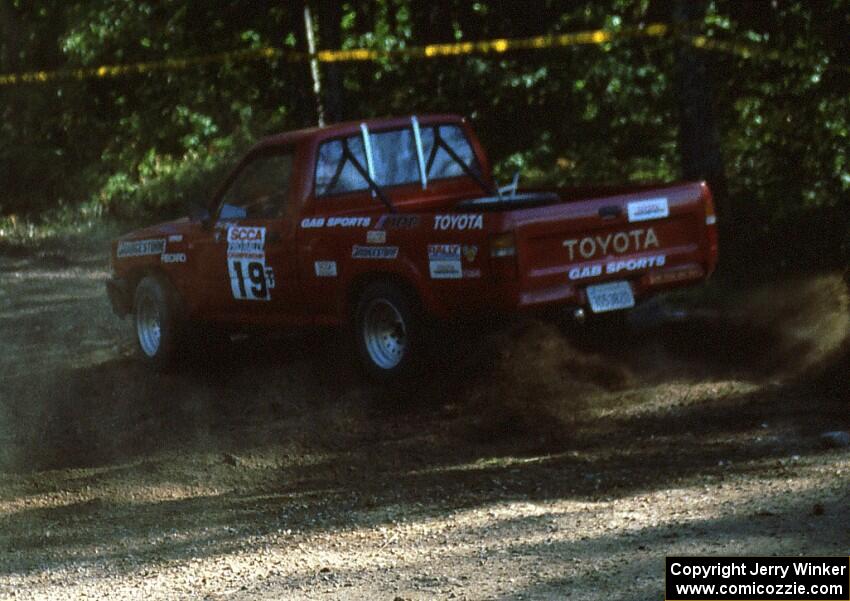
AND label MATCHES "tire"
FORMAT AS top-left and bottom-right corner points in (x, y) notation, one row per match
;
(133, 275), (184, 371)
(354, 282), (423, 382)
